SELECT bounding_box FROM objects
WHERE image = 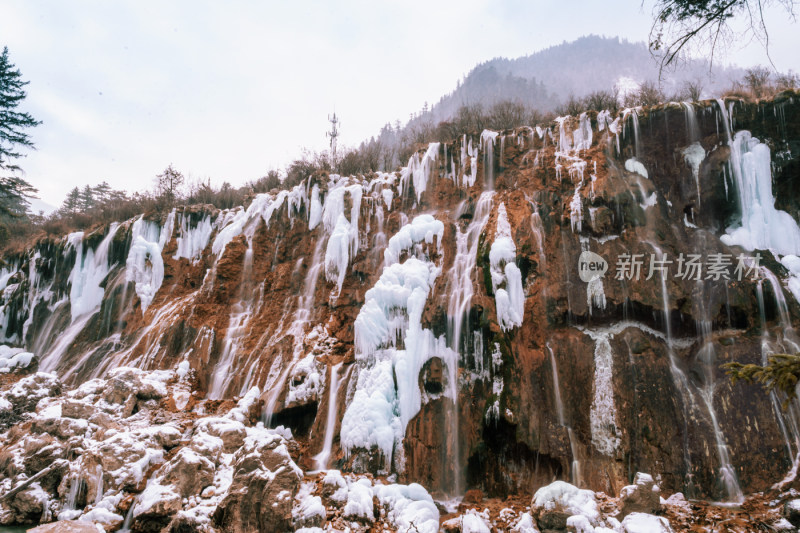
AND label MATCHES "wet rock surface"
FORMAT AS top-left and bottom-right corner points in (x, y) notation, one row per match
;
(1, 95), (800, 530)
